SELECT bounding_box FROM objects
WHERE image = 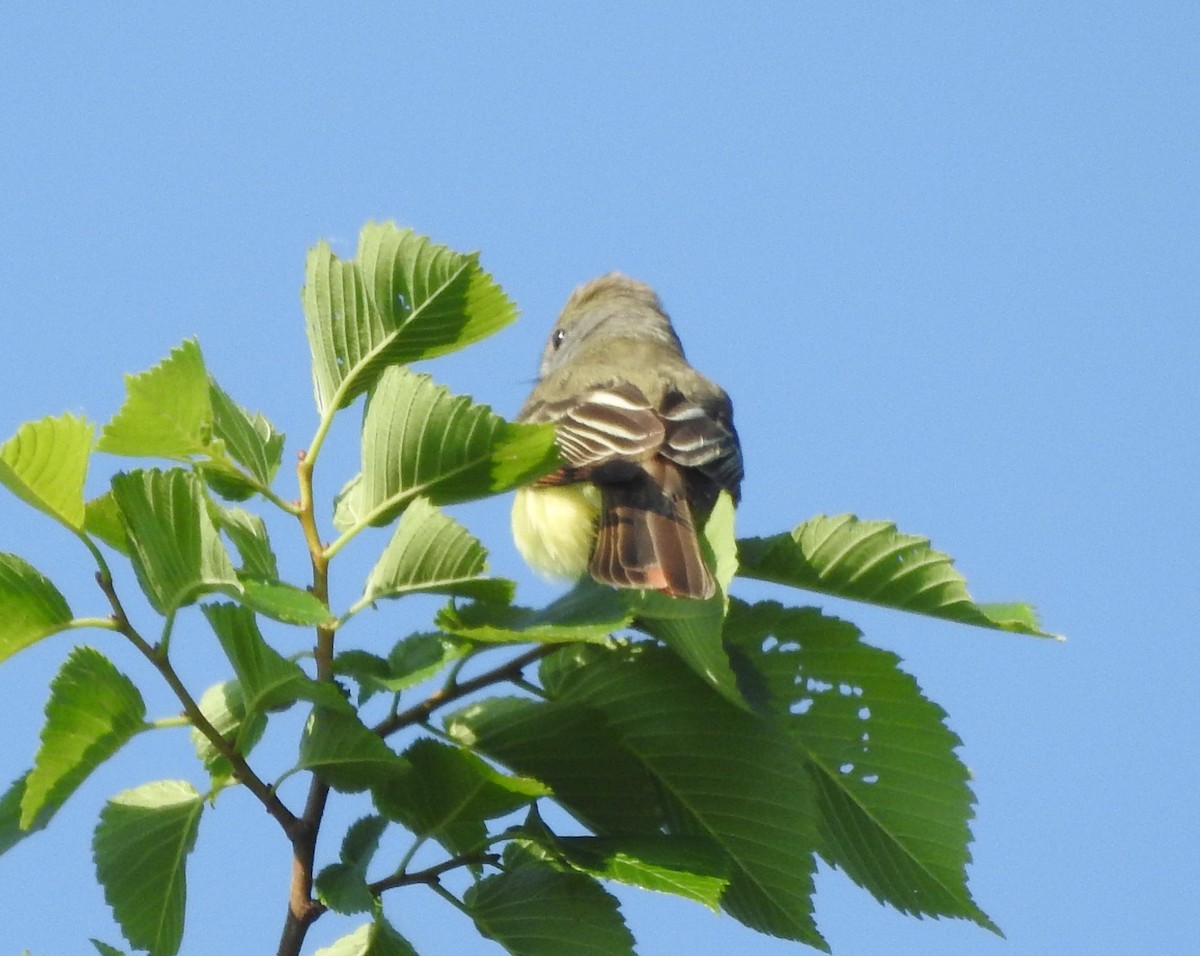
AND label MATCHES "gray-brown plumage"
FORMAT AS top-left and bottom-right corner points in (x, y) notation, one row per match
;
(515, 273), (742, 599)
